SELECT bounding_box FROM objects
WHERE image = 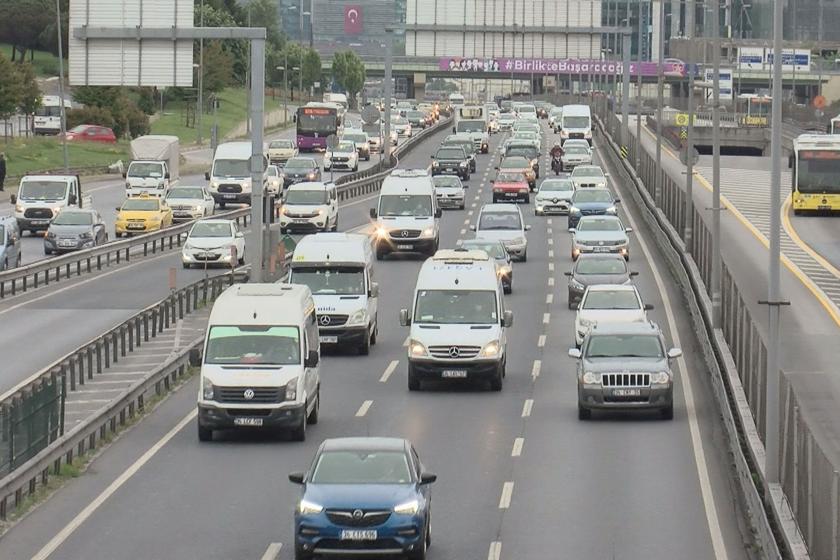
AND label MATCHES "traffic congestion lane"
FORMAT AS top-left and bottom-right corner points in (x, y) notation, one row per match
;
(0, 125), (440, 396)
(0, 123), (751, 559)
